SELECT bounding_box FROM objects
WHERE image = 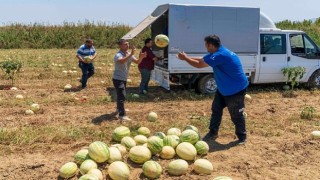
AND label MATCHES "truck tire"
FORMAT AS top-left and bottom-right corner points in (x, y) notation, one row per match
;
(307, 69), (320, 89)
(197, 74), (217, 95)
